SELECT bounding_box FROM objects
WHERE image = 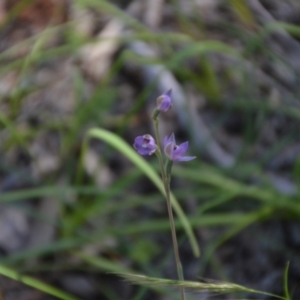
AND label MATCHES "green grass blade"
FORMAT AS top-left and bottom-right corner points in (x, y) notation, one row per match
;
(0, 264), (80, 300)
(264, 21), (300, 39)
(174, 167), (300, 214)
(229, 0), (255, 28)
(76, 0), (147, 33)
(283, 262), (291, 300)
(167, 41), (240, 70)
(0, 186), (105, 203)
(0, 112), (29, 151)
(87, 128), (200, 257)
(73, 251), (134, 274)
